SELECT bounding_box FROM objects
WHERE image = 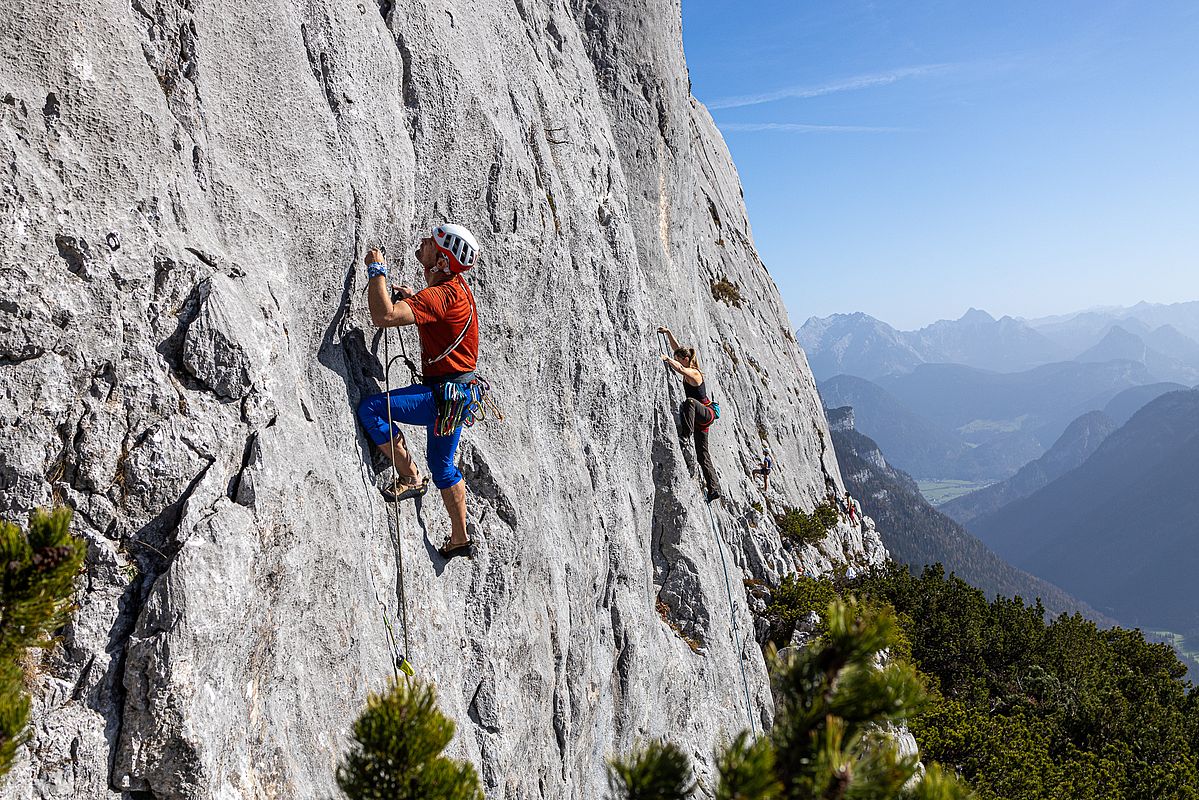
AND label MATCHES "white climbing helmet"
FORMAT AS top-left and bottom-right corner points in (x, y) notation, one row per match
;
(431, 223), (479, 274)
